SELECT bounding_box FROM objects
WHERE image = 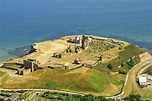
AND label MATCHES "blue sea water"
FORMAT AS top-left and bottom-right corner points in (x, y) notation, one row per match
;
(0, 0), (152, 62)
